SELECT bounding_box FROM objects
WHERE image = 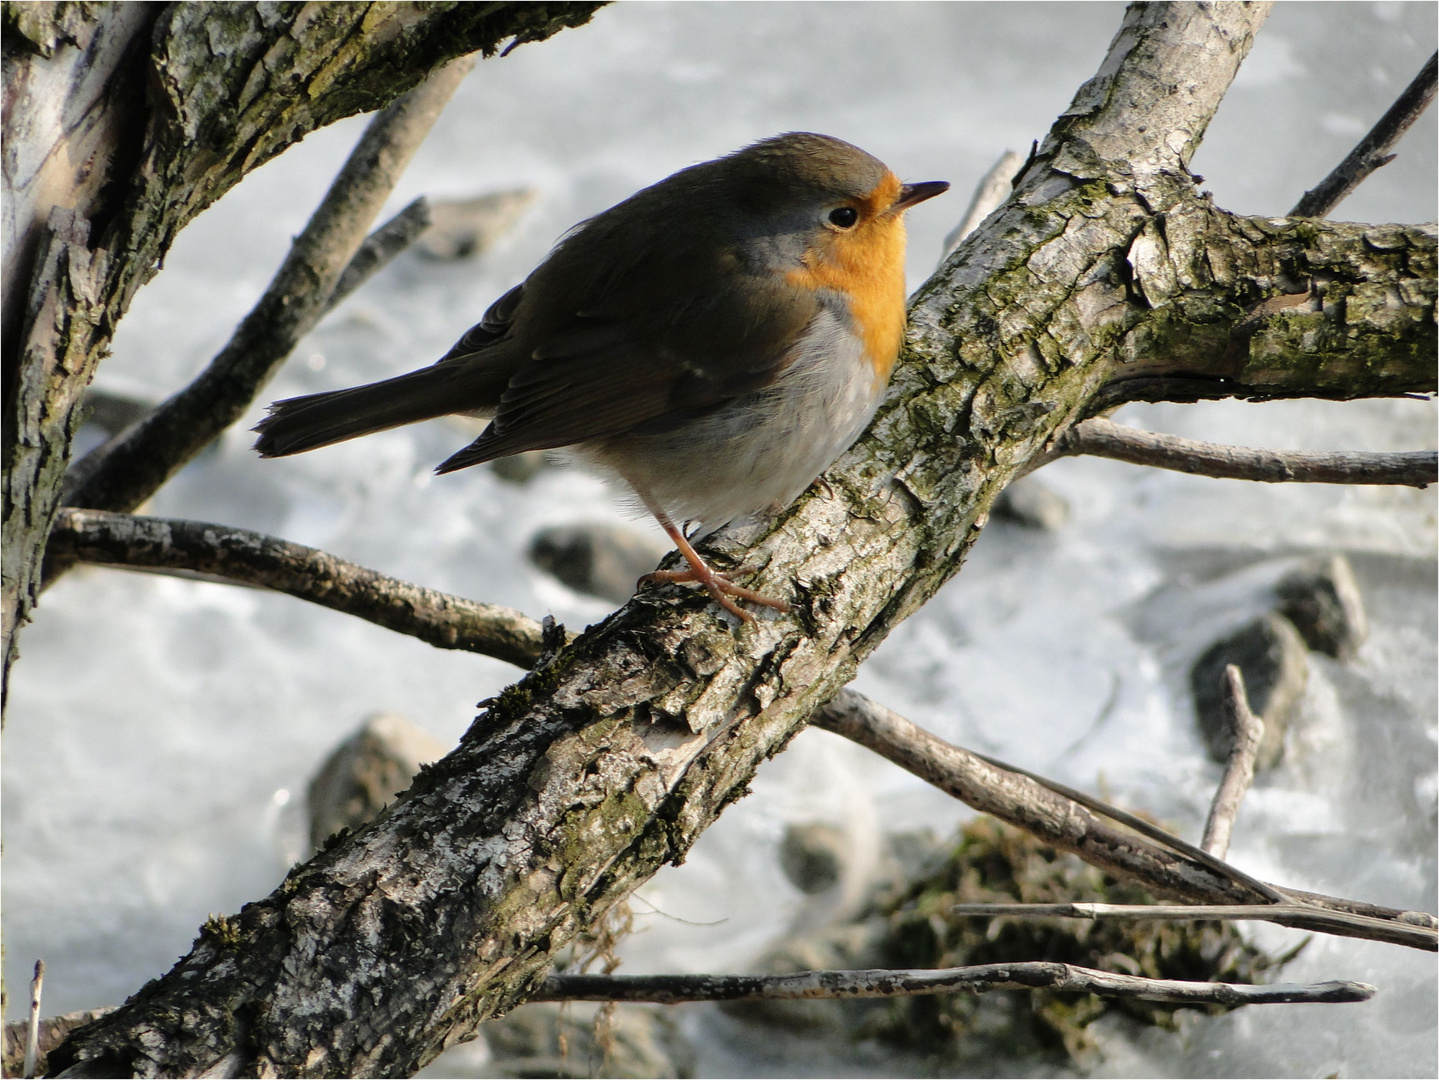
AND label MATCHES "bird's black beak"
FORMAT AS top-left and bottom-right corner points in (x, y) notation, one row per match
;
(892, 180), (950, 213)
